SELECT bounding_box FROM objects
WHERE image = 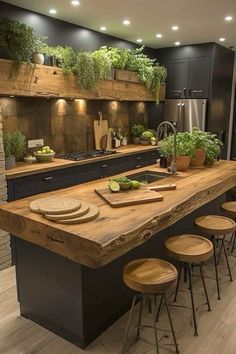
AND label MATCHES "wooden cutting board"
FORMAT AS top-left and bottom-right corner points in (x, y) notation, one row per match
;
(33, 197), (81, 215)
(95, 187), (163, 207)
(44, 201), (89, 221)
(55, 204), (99, 224)
(94, 119), (109, 150)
